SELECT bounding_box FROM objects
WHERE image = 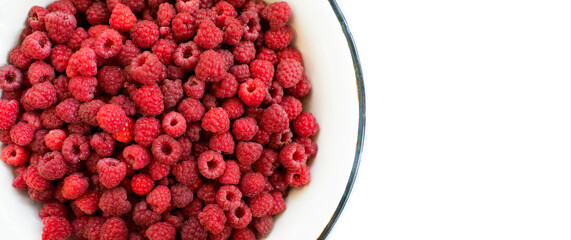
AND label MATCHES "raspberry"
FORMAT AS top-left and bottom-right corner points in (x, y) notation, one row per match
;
(152, 134), (182, 165)
(252, 215), (273, 238)
(265, 81), (284, 106)
(67, 27), (89, 51)
(171, 183), (194, 208)
(292, 112), (319, 137)
(194, 20), (223, 49)
(236, 141), (263, 166)
(222, 97), (245, 119)
(99, 187), (132, 216)
(246, 107), (263, 121)
(84, 216), (105, 240)
(261, 1), (290, 29)
(28, 6), (49, 31)
(157, 3), (176, 26)
(260, 104), (289, 133)
(1, 144), (29, 166)
(226, 201), (252, 229)
(12, 167), (28, 190)
(110, 95), (137, 117)
(77, 100), (104, 127)
(49, 0), (77, 15)
(9, 122), (35, 146)
(146, 222), (176, 240)
(0, 65), (23, 91)
(238, 11), (261, 42)
(285, 165), (310, 187)
(51, 75), (71, 102)
(231, 117), (257, 141)
(233, 41), (256, 64)
(27, 61), (54, 86)
(197, 150), (226, 179)
(97, 66), (126, 95)
(69, 76), (98, 102)
(198, 204), (226, 234)
(21, 82), (57, 111)
(194, 7), (217, 27)
(110, 3), (137, 31)
(0, 99), (19, 130)
(133, 84), (165, 116)
(202, 107), (230, 133)
(181, 123), (200, 143)
(41, 108), (64, 130)
(253, 149), (278, 176)
(66, 47), (98, 78)
(196, 182), (218, 204)
(112, 117), (135, 143)
(264, 25), (292, 50)
(134, 117), (162, 147)
(97, 104), (128, 134)
(267, 191), (286, 215)
(146, 185), (171, 214)
(240, 172), (265, 198)
(61, 134), (90, 164)
(238, 78), (266, 107)
(122, 144), (152, 169)
(107, 0), (146, 12)
(147, 161), (171, 181)
(62, 173), (89, 199)
(182, 198), (203, 218)
(220, 17), (243, 47)
(162, 111), (187, 138)
(268, 128), (292, 150)
(37, 151), (67, 180)
(295, 137), (318, 158)
(28, 182), (55, 202)
(133, 201), (161, 227)
(100, 217), (128, 240)
(219, 160), (240, 185)
(213, 1), (238, 26)
(90, 132), (116, 157)
(97, 158), (127, 188)
(226, 0), (245, 8)
(49, 45), (73, 73)
(74, 190), (100, 215)
(212, 73), (239, 98)
(94, 29), (123, 59)
(256, 46), (278, 66)
(22, 31), (52, 60)
(42, 216), (72, 240)
(278, 95), (301, 121)
(163, 211), (185, 231)
(44, 11), (77, 44)
(161, 79), (184, 109)
(151, 39), (177, 66)
(172, 160), (199, 186)
(176, 98), (204, 123)
(28, 129), (49, 153)
(86, 1), (111, 26)
(248, 191), (274, 217)
(70, 216), (89, 240)
(131, 173), (154, 195)
(172, 12), (196, 42)
(209, 131), (235, 154)
(129, 51), (167, 85)
(175, 0), (199, 13)
(216, 185), (242, 211)
(277, 142), (306, 170)
(173, 41), (202, 71)
(39, 201), (67, 219)
(115, 40), (141, 67)
(249, 60), (274, 85)
(195, 50), (226, 82)
(55, 98), (80, 123)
